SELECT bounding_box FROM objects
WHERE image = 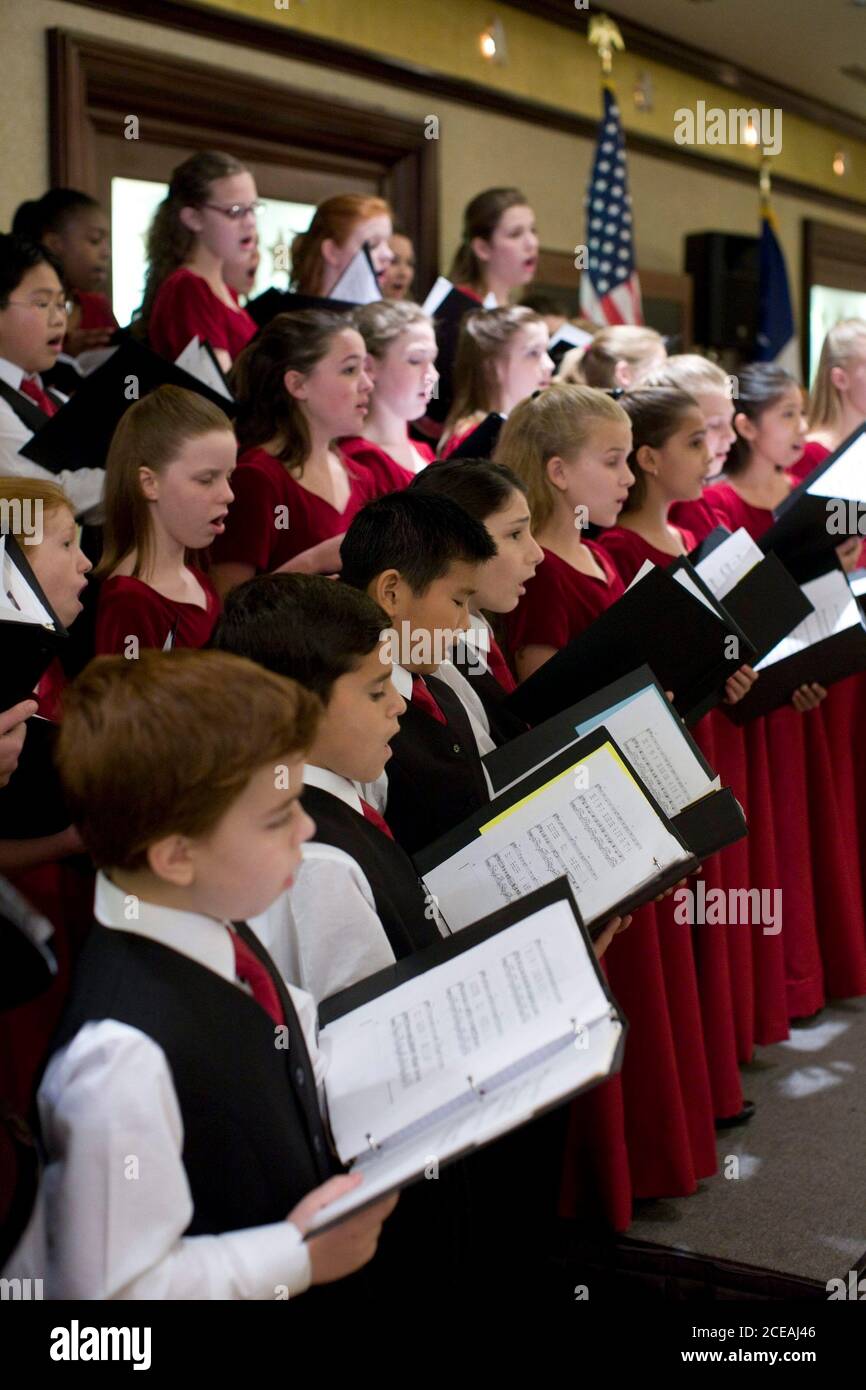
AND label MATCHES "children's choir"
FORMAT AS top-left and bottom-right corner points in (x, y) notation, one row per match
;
(4, 152), (866, 1302)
